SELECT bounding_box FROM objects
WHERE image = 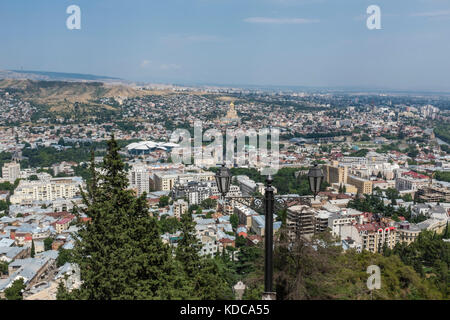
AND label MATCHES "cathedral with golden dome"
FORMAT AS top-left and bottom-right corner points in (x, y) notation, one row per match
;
(221, 102), (240, 124)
